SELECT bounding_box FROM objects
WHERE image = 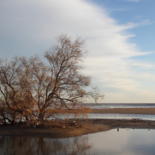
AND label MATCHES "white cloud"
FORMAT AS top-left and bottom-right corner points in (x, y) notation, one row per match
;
(126, 0), (142, 2)
(0, 0), (147, 57)
(130, 61), (155, 69)
(0, 0), (154, 102)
